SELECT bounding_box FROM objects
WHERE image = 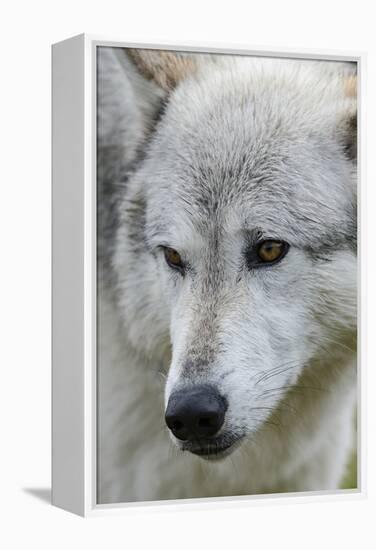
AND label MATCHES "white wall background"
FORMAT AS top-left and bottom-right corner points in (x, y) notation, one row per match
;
(1, 1), (375, 548)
